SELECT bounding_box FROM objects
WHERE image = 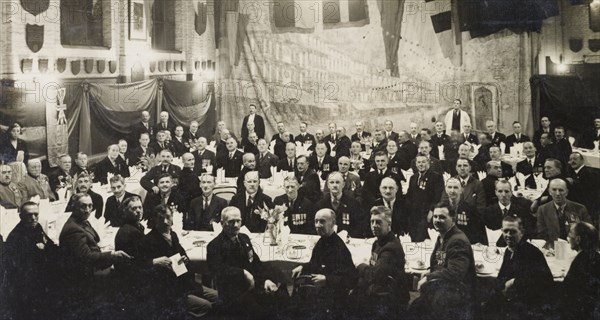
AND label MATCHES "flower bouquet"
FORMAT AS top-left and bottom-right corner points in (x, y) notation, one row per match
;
(255, 204), (288, 246)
